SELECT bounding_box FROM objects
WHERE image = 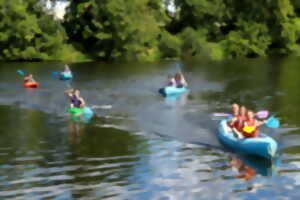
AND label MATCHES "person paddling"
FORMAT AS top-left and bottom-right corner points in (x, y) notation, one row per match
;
(174, 72), (188, 88)
(166, 74), (176, 87)
(232, 106), (247, 138)
(242, 110), (266, 138)
(61, 64), (72, 76)
(227, 103), (240, 130)
(24, 74), (35, 83)
(65, 89), (86, 108)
